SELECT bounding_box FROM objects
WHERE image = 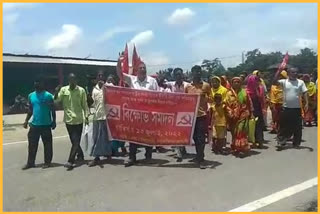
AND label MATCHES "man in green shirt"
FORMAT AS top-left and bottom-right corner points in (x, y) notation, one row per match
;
(55, 73), (89, 171)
